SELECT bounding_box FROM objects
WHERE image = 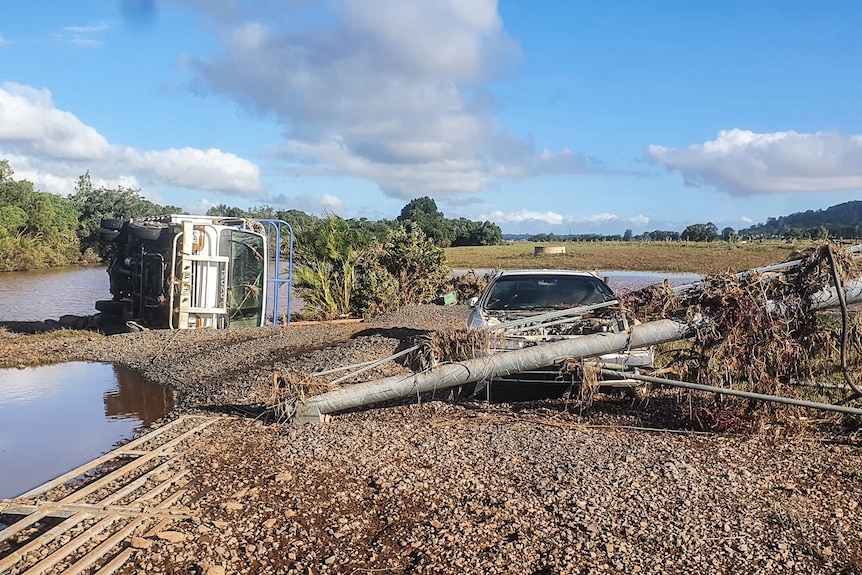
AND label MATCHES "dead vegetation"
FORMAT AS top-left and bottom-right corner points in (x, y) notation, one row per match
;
(411, 328), (491, 369)
(619, 242), (862, 431)
(266, 371), (337, 423)
(443, 269), (496, 303)
(622, 243), (861, 393)
(404, 243), (862, 434)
